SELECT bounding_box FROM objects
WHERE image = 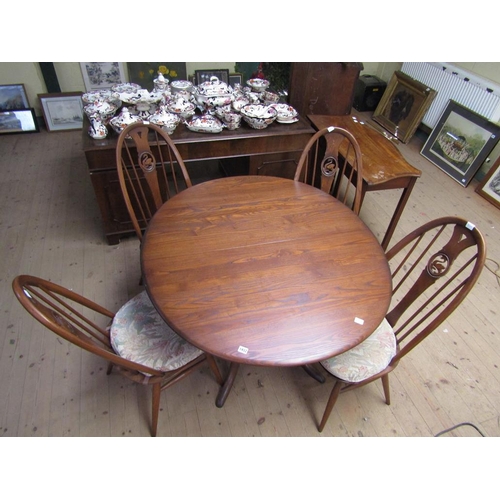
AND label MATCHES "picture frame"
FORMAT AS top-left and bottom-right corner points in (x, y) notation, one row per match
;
(127, 62), (187, 91)
(38, 92), (84, 131)
(421, 100), (500, 187)
(475, 155), (500, 209)
(229, 73), (243, 87)
(195, 69), (230, 86)
(80, 62), (126, 91)
(373, 70), (437, 144)
(0, 84), (30, 111)
(0, 108), (39, 134)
